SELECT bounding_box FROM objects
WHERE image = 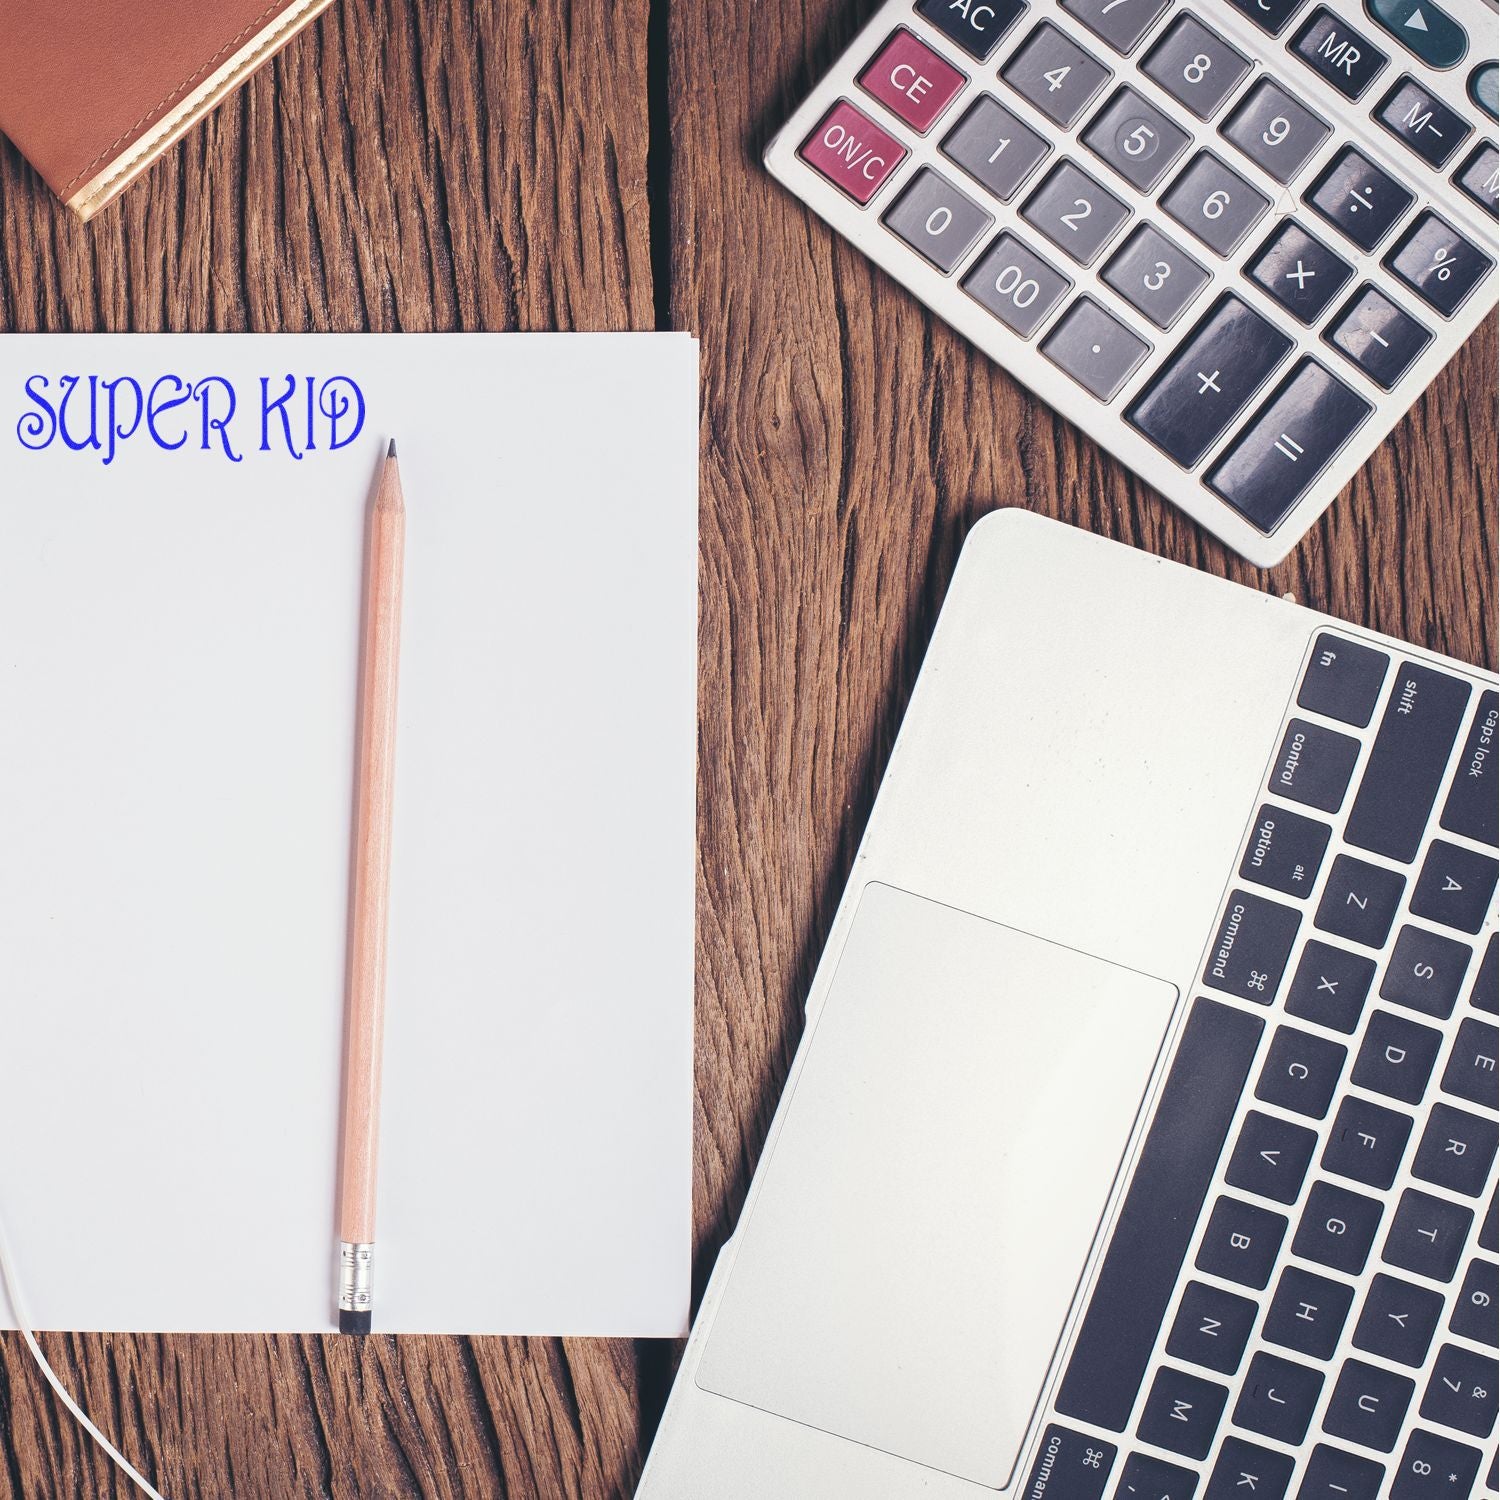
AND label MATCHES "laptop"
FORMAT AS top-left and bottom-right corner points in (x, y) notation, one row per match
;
(639, 510), (1498, 1499)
